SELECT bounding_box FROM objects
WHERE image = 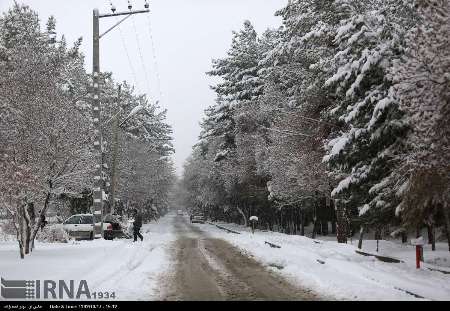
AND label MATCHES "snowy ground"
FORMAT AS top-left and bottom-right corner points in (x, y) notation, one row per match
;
(201, 221), (450, 301)
(0, 215), (177, 301)
(2, 214), (449, 301)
